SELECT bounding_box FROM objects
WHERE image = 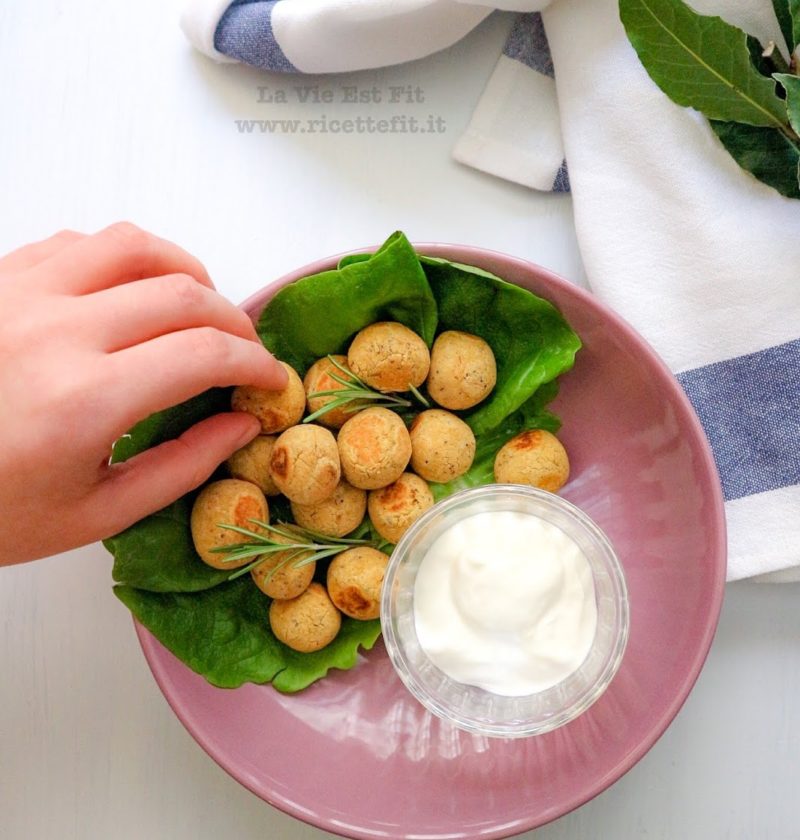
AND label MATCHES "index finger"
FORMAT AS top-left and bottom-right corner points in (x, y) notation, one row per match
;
(28, 222), (214, 294)
(105, 327), (288, 437)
